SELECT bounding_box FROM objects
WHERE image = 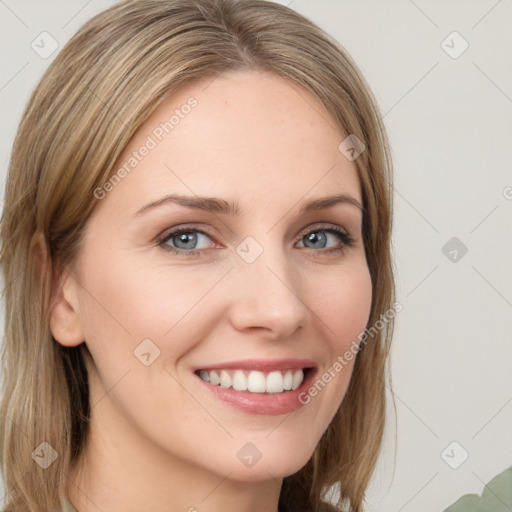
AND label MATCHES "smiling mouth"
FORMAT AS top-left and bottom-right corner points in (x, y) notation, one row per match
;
(194, 367), (314, 394)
